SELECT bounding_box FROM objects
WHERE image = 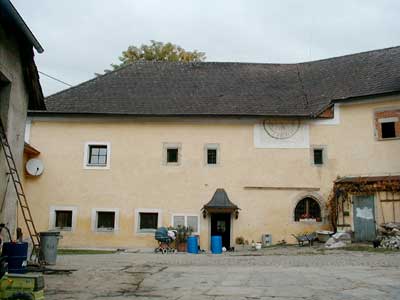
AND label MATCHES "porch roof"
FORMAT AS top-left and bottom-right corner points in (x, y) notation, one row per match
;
(203, 189), (239, 212)
(335, 175), (400, 184)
